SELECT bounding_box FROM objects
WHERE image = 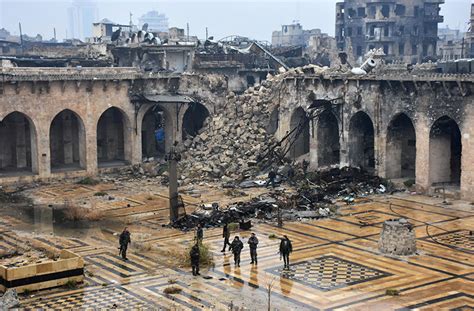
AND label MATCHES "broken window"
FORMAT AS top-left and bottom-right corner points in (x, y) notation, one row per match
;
(412, 44), (418, 55)
(49, 109), (85, 171)
(368, 5), (376, 17)
(0, 112), (36, 174)
(369, 26), (375, 36)
(383, 44), (389, 55)
(399, 43), (405, 55)
(429, 116), (462, 186)
(413, 26), (419, 36)
(414, 6), (420, 17)
(395, 4), (406, 16)
(347, 27), (353, 36)
(246, 75), (256, 87)
(348, 8), (356, 18)
(384, 26), (389, 37)
(399, 26), (405, 35)
(317, 110), (340, 167)
(381, 5), (390, 18)
(357, 7), (366, 17)
(386, 113), (416, 179)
